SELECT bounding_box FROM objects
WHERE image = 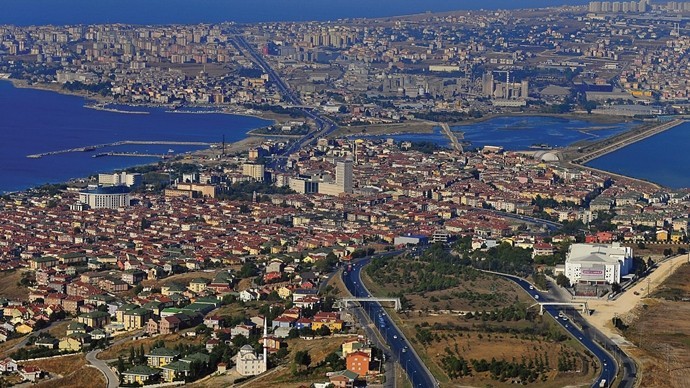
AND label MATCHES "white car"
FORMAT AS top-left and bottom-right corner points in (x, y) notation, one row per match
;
(393, 335), (398, 339)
